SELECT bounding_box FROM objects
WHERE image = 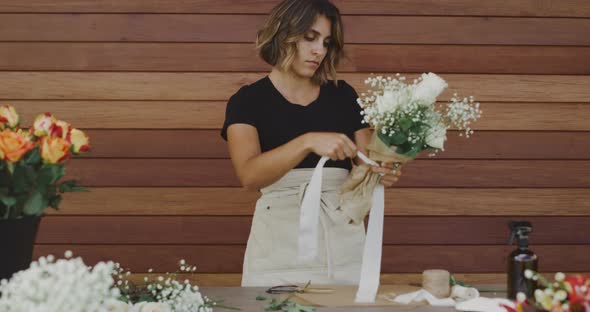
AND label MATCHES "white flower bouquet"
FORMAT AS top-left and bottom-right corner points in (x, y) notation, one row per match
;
(340, 72), (482, 303)
(341, 72), (482, 224)
(358, 72), (481, 158)
(0, 252), (220, 312)
(0, 252), (121, 312)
